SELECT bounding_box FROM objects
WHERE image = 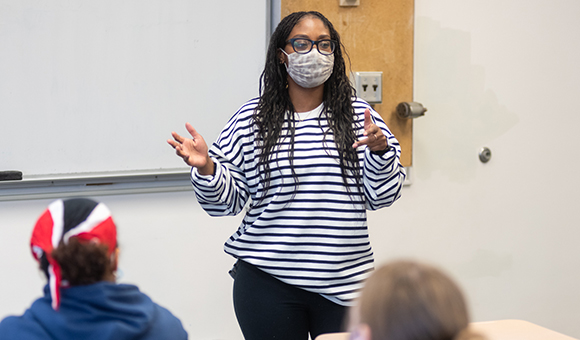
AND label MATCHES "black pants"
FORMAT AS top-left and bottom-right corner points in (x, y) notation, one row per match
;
(232, 260), (347, 340)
